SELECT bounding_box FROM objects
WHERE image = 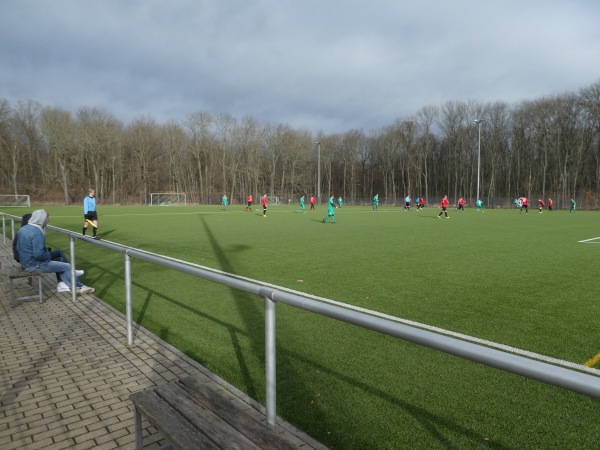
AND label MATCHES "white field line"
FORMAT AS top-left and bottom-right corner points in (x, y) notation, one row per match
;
(51, 207), (404, 220)
(113, 241), (600, 377)
(578, 236), (600, 243)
